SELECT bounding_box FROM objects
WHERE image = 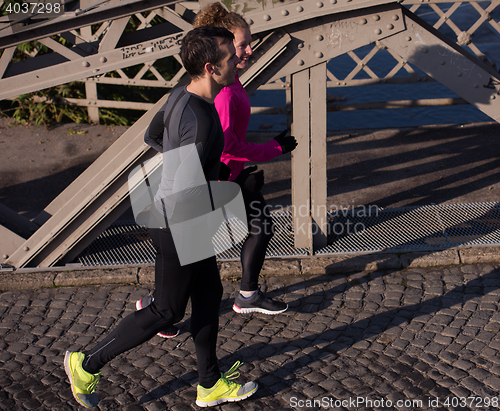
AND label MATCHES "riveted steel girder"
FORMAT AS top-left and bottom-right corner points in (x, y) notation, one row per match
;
(0, 31), (184, 100)
(0, 202), (38, 261)
(0, 0), (405, 100)
(240, 3), (407, 89)
(236, 0), (402, 35)
(240, 29), (292, 94)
